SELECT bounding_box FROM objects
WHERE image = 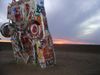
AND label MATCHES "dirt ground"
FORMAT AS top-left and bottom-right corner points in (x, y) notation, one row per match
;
(0, 43), (100, 75)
